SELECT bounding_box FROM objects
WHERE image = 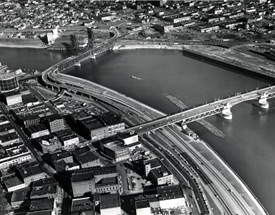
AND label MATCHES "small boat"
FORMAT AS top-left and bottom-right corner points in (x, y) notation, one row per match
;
(131, 75), (142, 80)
